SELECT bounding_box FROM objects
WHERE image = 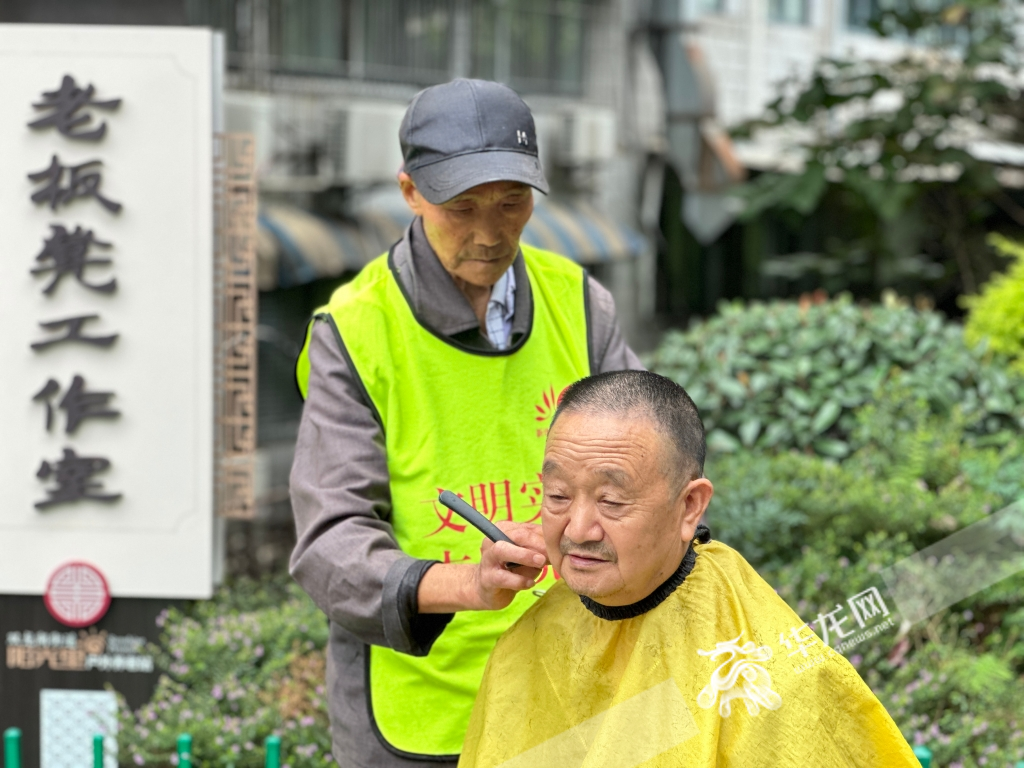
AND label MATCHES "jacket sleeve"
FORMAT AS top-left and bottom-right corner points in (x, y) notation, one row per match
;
(289, 318), (453, 655)
(586, 275), (646, 374)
